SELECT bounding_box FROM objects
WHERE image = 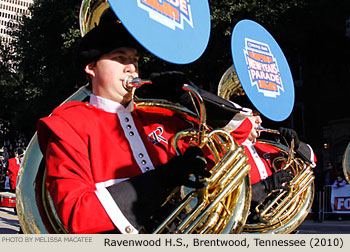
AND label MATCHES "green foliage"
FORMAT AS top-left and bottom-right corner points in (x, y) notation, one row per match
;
(0, 0), (82, 138)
